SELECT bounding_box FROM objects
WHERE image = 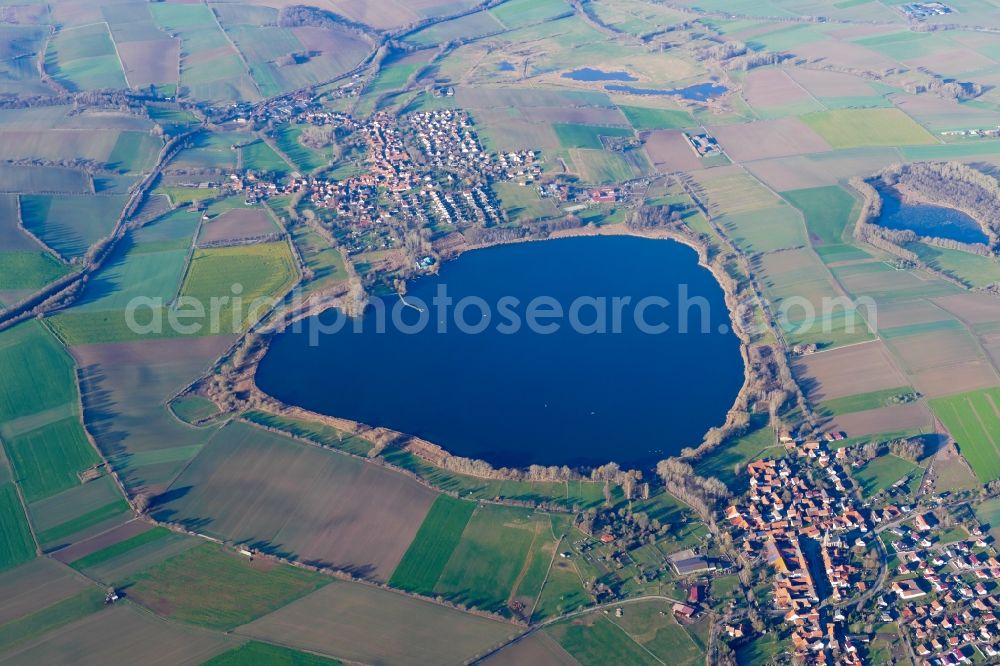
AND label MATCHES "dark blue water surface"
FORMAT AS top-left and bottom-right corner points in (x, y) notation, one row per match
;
(606, 82), (728, 101)
(256, 237), (744, 469)
(878, 190), (988, 245)
(562, 68), (638, 82)
(498, 61), (515, 71)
